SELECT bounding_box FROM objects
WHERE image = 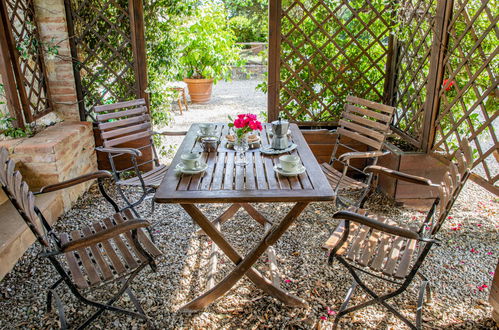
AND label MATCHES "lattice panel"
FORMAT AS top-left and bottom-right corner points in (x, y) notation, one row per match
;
(278, 0), (393, 125)
(5, 0), (52, 122)
(68, 0), (137, 115)
(432, 0), (498, 190)
(391, 0), (437, 146)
